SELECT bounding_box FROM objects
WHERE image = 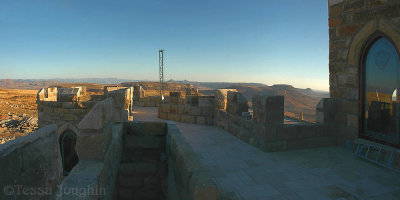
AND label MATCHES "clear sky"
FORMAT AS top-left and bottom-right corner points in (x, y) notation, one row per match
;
(0, 0), (329, 91)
